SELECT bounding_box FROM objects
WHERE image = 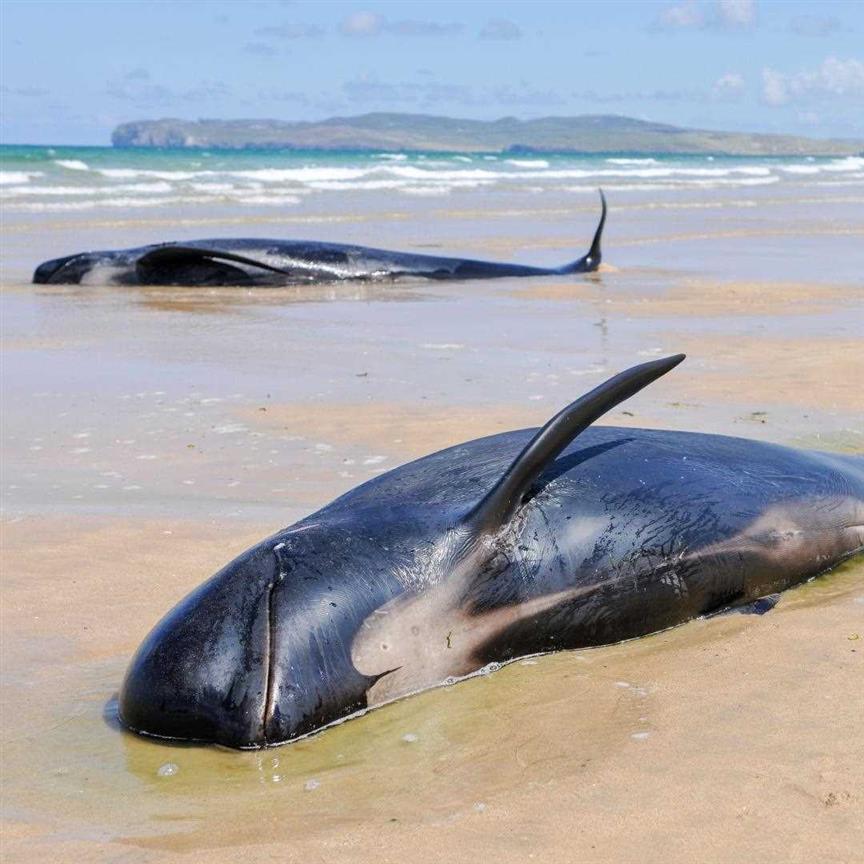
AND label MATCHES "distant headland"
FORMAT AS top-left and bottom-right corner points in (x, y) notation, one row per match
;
(111, 113), (864, 156)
